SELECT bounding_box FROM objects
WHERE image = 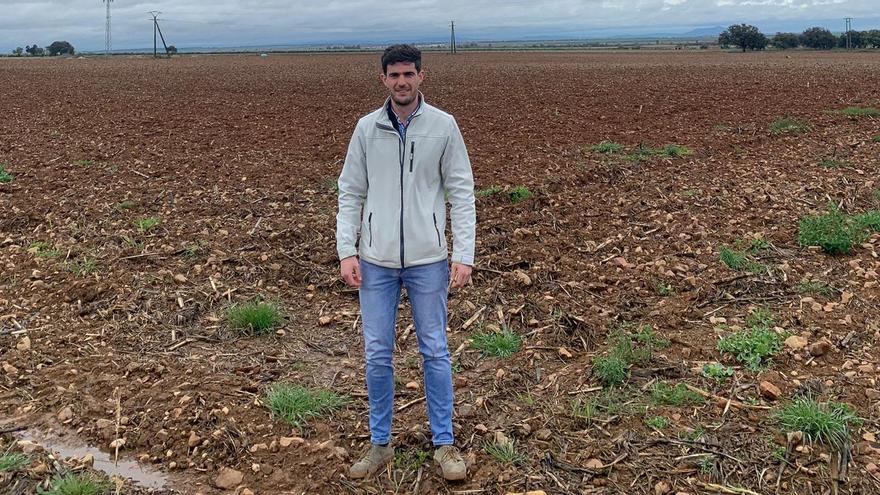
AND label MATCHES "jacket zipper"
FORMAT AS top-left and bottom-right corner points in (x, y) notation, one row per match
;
(368, 212), (373, 247)
(409, 142), (415, 172)
(398, 136), (405, 268)
(433, 213), (442, 247)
